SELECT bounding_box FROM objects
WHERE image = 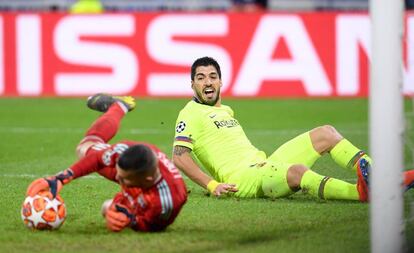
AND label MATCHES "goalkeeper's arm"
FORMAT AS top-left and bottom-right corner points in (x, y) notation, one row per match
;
(172, 145), (237, 196)
(26, 169), (74, 198)
(26, 148), (106, 197)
